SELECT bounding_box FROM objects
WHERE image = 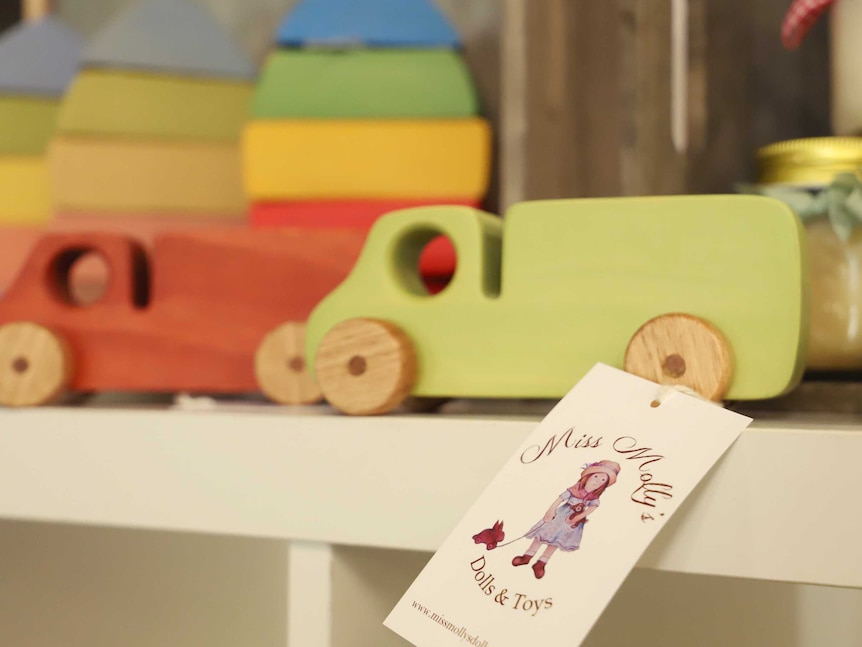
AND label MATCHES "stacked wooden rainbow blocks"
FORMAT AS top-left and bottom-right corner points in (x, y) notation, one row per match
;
(243, 0), (491, 282)
(0, 17), (81, 290)
(49, 0), (254, 238)
(0, 18), (80, 226)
